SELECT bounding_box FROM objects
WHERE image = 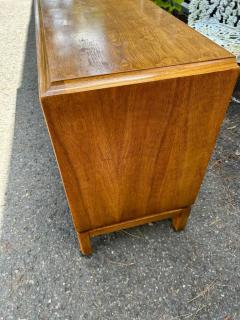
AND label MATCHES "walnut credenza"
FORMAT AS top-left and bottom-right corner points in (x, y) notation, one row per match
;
(35, 0), (239, 254)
